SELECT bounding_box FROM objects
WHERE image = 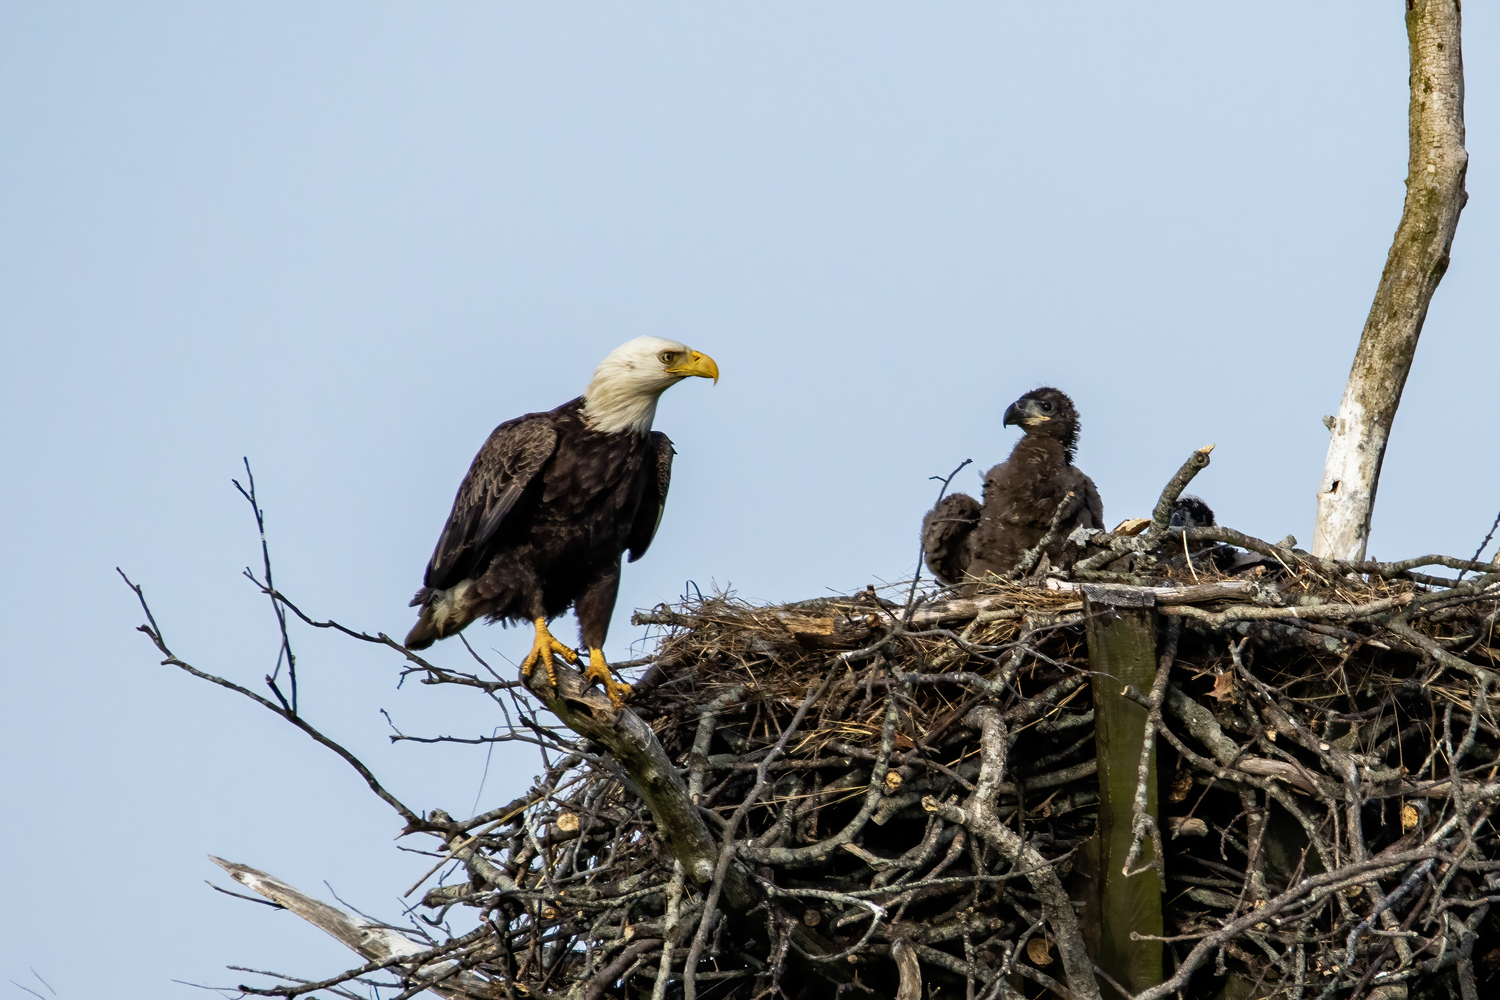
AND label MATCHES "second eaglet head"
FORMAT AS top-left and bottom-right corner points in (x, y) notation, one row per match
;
(1002, 387), (1080, 457)
(584, 336), (720, 434)
(1169, 495), (1216, 530)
